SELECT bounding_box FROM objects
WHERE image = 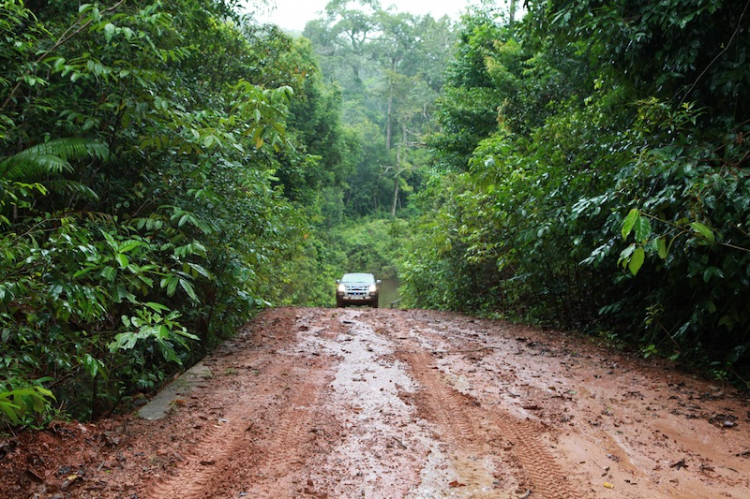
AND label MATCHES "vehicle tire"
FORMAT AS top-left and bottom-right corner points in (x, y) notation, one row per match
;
(336, 300), (345, 308)
(371, 297), (379, 308)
